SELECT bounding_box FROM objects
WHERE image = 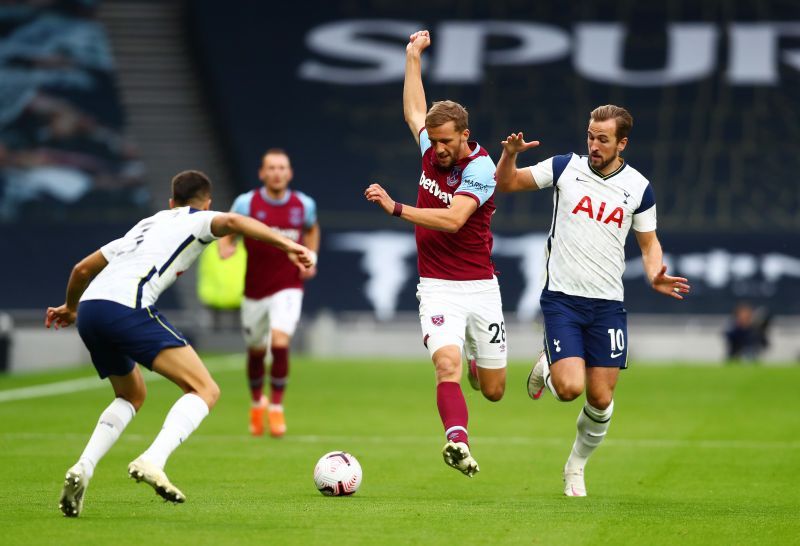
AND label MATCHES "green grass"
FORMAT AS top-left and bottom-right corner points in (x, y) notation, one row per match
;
(1, 356), (799, 545)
